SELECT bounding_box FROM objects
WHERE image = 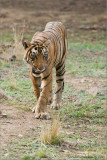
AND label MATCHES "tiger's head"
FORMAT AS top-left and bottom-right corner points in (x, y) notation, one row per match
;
(22, 39), (51, 74)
